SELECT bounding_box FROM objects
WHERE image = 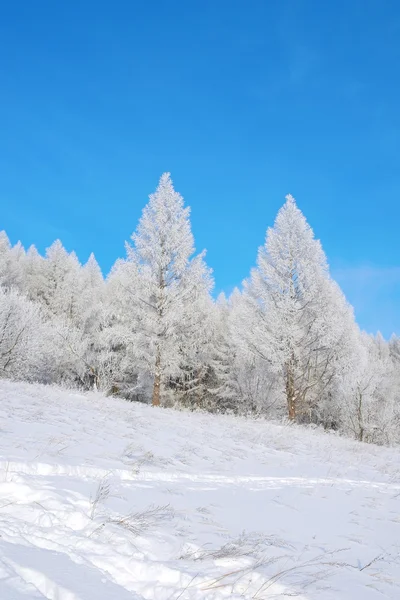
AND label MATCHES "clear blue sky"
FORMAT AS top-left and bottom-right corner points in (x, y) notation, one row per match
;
(1, 0), (399, 337)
